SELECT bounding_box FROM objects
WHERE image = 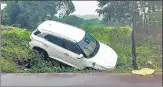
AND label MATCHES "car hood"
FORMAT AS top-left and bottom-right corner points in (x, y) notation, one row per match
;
(89, 42), (118, 69)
